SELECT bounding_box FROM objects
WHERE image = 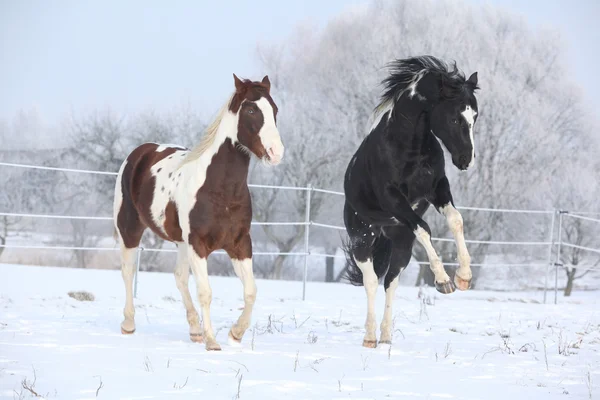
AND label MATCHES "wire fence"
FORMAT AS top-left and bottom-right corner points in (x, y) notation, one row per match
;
(0, 161), (599, 304)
